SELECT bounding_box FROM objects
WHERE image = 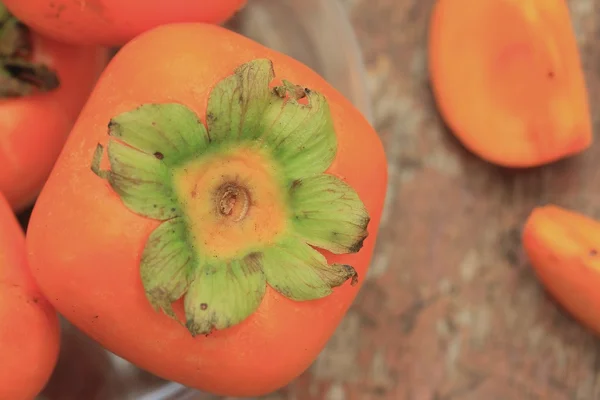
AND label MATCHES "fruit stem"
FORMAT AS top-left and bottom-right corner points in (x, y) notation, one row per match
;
(216, 182), (250, 222)
(0, 3), (60, 97)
